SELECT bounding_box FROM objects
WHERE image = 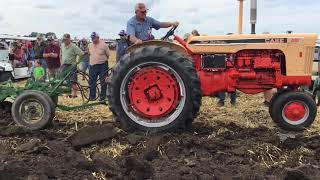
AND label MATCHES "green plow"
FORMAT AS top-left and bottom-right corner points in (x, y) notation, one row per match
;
(0, 64), (110, 130)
